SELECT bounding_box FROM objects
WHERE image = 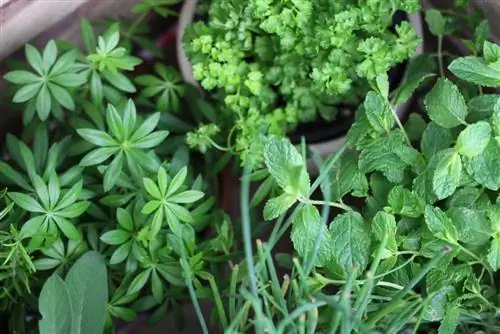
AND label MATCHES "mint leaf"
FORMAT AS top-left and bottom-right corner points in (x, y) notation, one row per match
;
(487, 236), (500, 271)
(38, 274), (72, 334)
(324, 152), (368, 202)
(448, 207), (491, 245)
(433, 149), (462, 200)
(425, 9), (446, 36)
(464, 141), (500, 191)
(358, 131), (420, 183)
(424, 205), (458, 242)
(438, 301), (460, 334)
(329, 211), (370, 276)
(424, 78), (468, 128)
(372, 211), (397, 255)
(455, 121), (491, 157)
(393, 54), (437, 106)
(264, 136), (310, 198)
(263, 193), (296, 220)
(421, 122), (453, 159)
(291, 205), (332, 267)
(467, 94), (500, 122)
(448, 56), (500, 87)
(404, 114), (426, 142)
(364, 91), (393, 134)
(423, 286), (453, 321)
(387, 185), (425, 218)
(493, 99), (500, 136)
